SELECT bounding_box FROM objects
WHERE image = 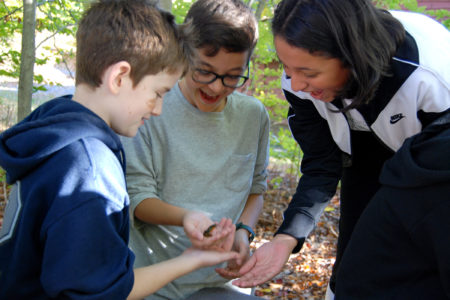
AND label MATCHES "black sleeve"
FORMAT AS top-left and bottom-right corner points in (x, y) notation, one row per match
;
(417, 108), (450, 128)
(276, 90), (343, 252)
